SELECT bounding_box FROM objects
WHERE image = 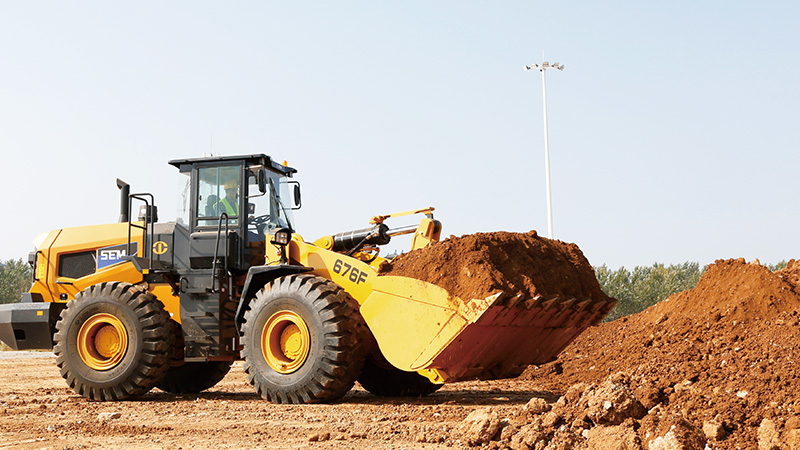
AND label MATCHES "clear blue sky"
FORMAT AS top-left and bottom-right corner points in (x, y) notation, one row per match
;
(1, 1), (798, 269)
